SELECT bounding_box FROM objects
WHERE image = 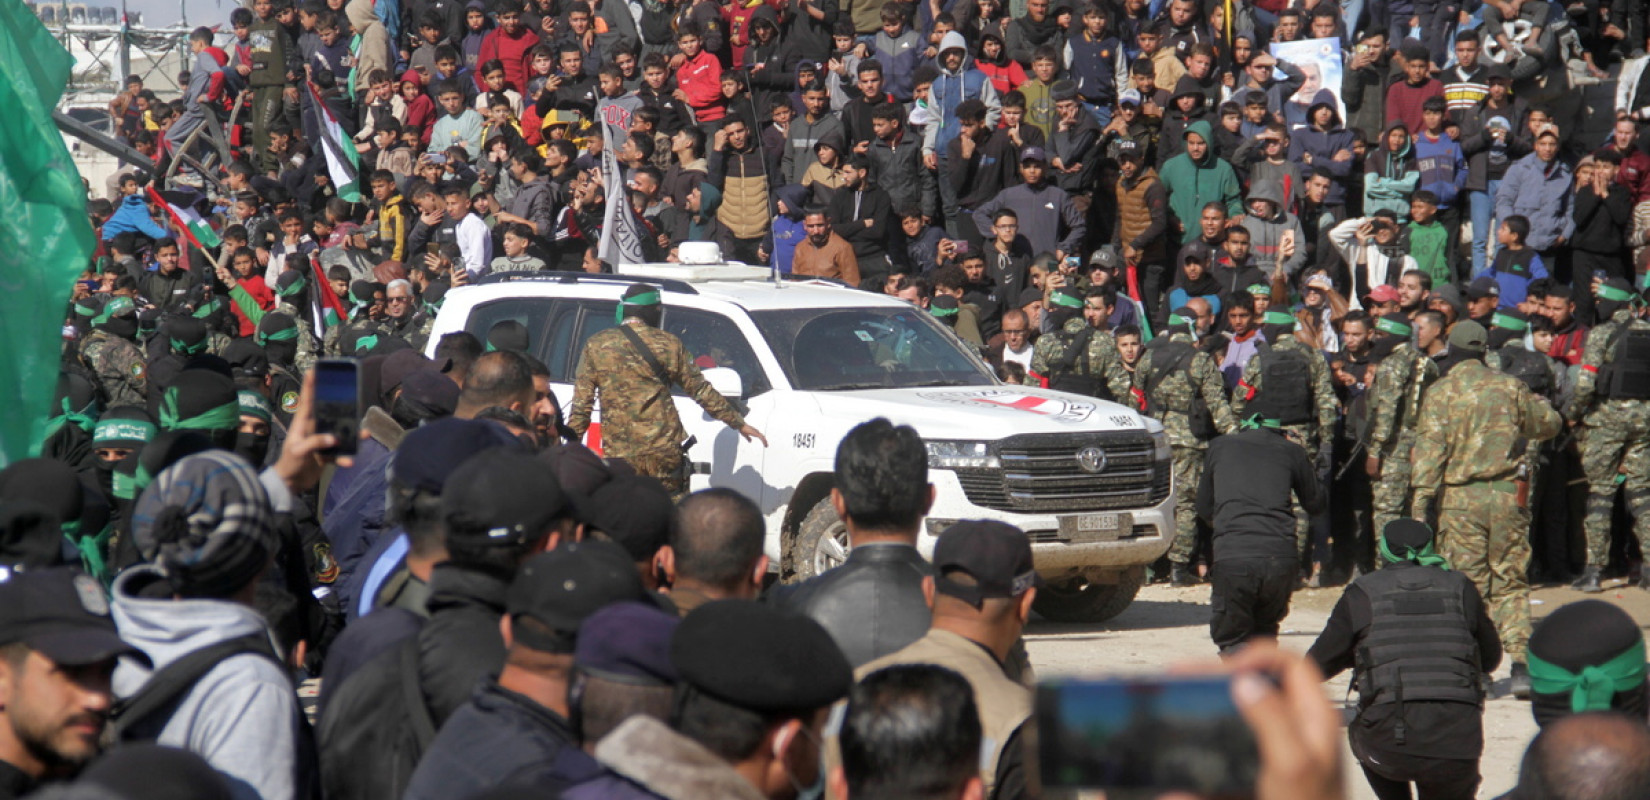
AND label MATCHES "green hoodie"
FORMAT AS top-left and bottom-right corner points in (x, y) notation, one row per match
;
(1158, 120), (1243, 244)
